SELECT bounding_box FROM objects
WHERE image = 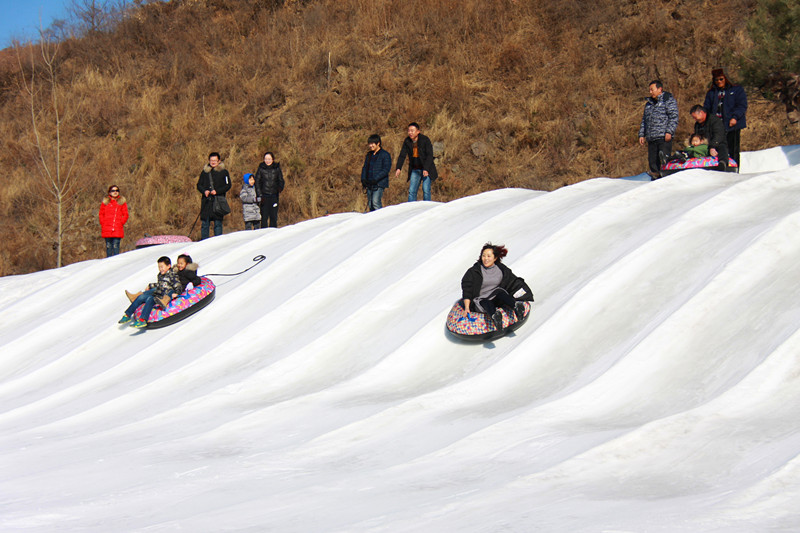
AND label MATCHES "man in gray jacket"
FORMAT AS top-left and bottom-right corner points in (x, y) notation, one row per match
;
(638, 80), (679, 179)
